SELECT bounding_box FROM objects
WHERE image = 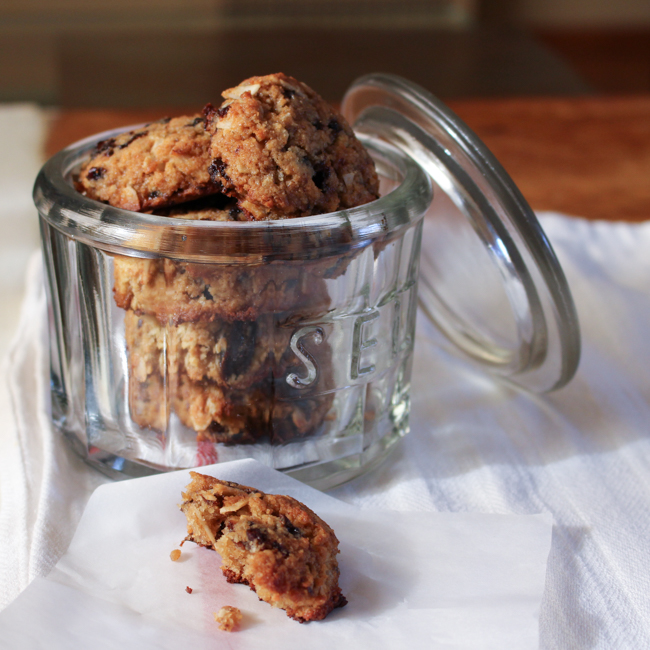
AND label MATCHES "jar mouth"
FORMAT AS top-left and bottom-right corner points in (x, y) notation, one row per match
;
(33, 126), (432, 263)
